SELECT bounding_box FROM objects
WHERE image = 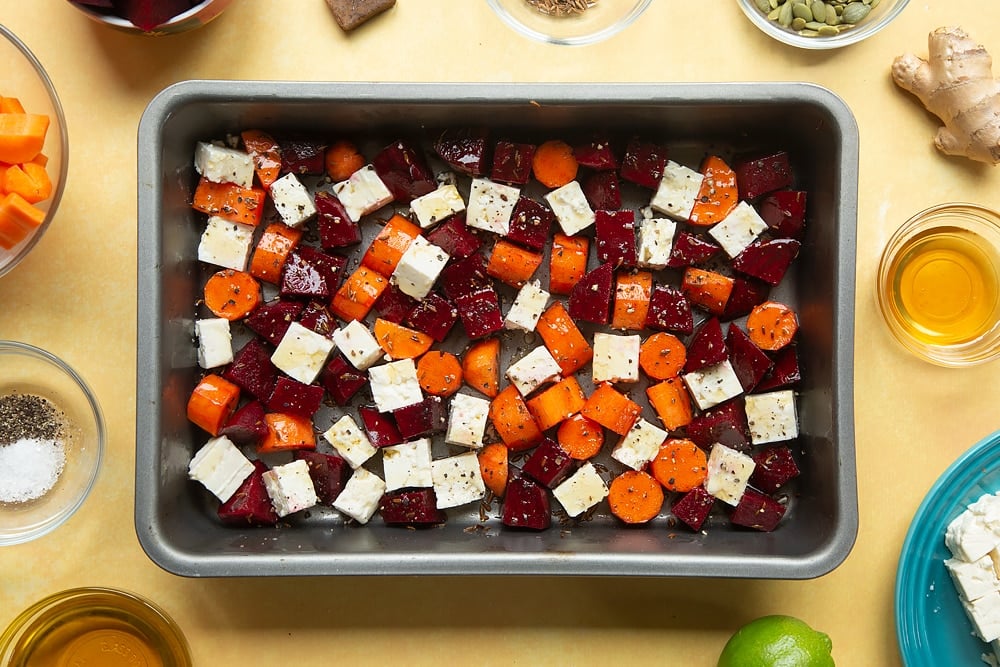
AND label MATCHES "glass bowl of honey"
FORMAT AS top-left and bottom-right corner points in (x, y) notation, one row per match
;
(877, 203), (1000, 366)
